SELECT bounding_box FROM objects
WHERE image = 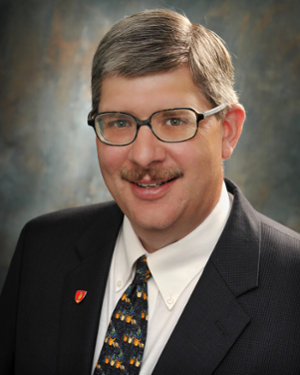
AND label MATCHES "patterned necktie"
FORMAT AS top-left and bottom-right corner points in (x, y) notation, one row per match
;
(94, 255), (151, 375)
